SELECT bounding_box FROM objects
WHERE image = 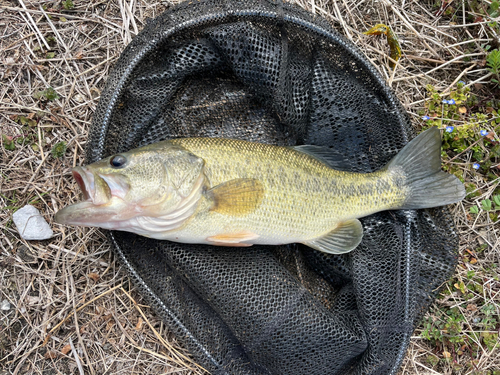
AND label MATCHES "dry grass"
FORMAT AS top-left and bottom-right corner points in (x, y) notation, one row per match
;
(0, 0), (498, 374)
